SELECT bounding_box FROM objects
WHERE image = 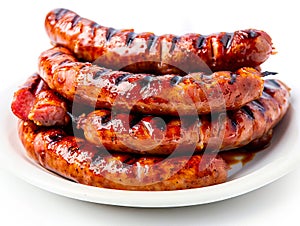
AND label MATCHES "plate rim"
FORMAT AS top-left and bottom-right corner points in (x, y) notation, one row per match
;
(1, 85), (300, 208)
